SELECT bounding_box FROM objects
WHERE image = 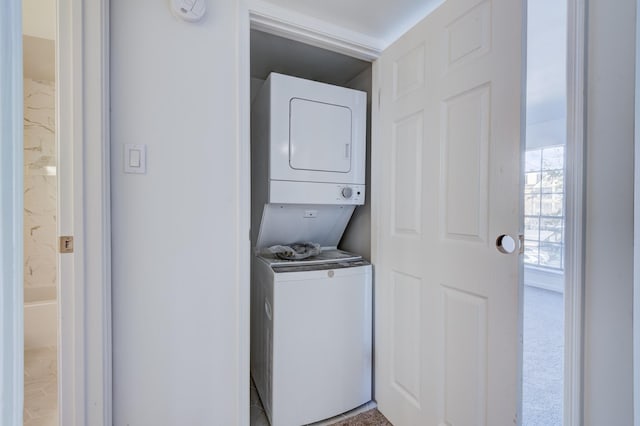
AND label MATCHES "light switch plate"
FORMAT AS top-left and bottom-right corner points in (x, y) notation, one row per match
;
(124, 144), (147, 174)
